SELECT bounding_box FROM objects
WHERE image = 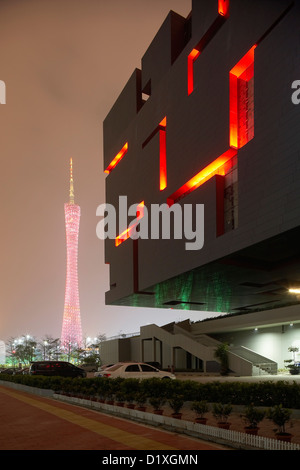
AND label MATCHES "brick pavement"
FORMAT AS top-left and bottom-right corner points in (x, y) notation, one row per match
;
(0, 385), (229, 451)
